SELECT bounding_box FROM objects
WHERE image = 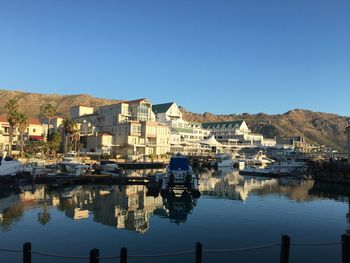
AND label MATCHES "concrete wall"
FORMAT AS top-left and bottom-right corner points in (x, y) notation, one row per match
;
(70, 106), (94, 119)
